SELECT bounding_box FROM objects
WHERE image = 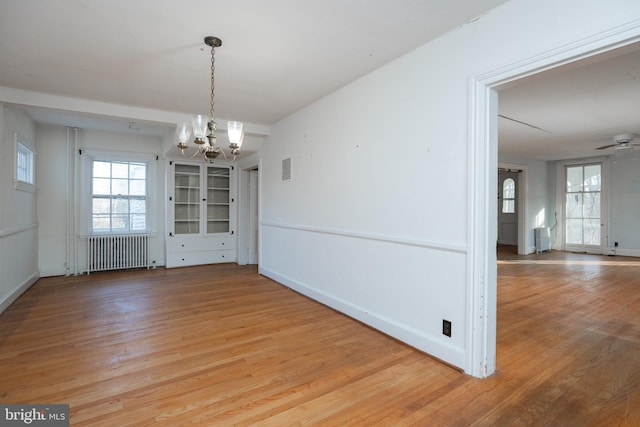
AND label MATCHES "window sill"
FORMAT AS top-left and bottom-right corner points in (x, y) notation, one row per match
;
(14, 180), (36, 193)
